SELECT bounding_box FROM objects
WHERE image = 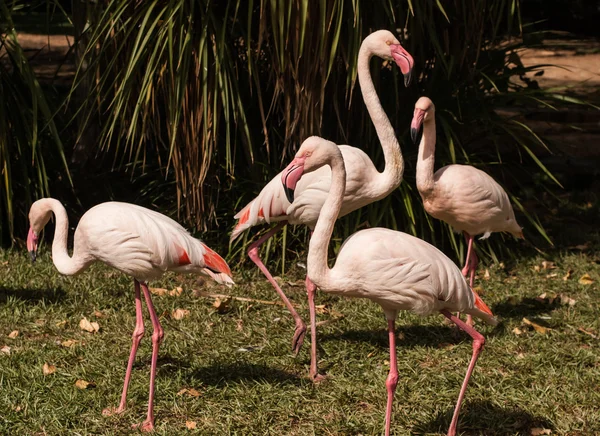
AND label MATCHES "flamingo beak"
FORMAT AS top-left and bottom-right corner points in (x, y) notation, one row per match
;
(390, 43), (414, 87)
(411, 108), (425, 144)
(27, 227), (39, 263)
(281, 157), (306, 203)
